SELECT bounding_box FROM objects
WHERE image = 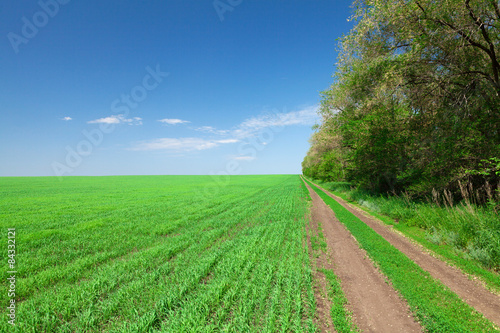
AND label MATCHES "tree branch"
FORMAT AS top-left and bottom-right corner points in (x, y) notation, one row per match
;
(465, 0), (500, 84)
(491, 0), (500, 20)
